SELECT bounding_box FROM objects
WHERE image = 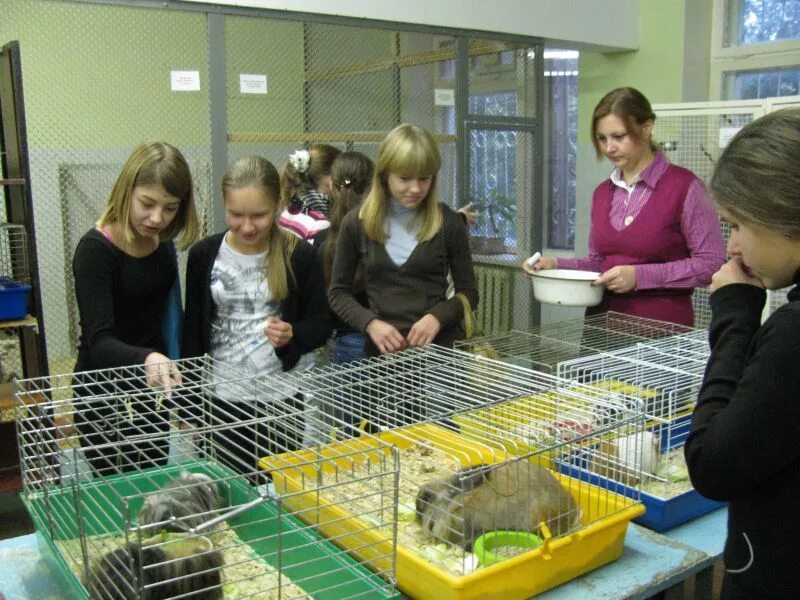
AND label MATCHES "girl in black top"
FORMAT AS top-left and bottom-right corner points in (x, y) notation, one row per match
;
(685, 109), (800, 599)
(73, 141), (199, 475)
